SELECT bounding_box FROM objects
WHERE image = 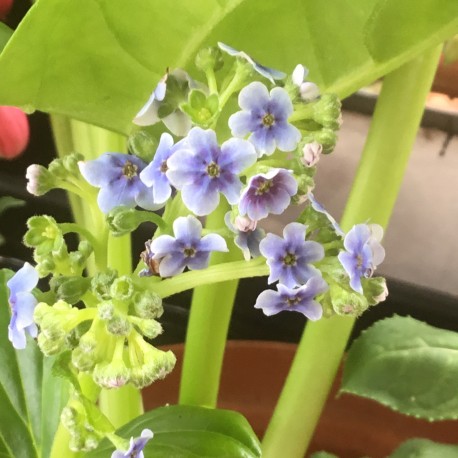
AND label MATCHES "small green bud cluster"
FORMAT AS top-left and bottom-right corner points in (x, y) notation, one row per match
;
(106, 206), (152, 237)
(24, 215), (93, 277)
(195, 46), (224, 73)
(180, 90), (219, 128)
